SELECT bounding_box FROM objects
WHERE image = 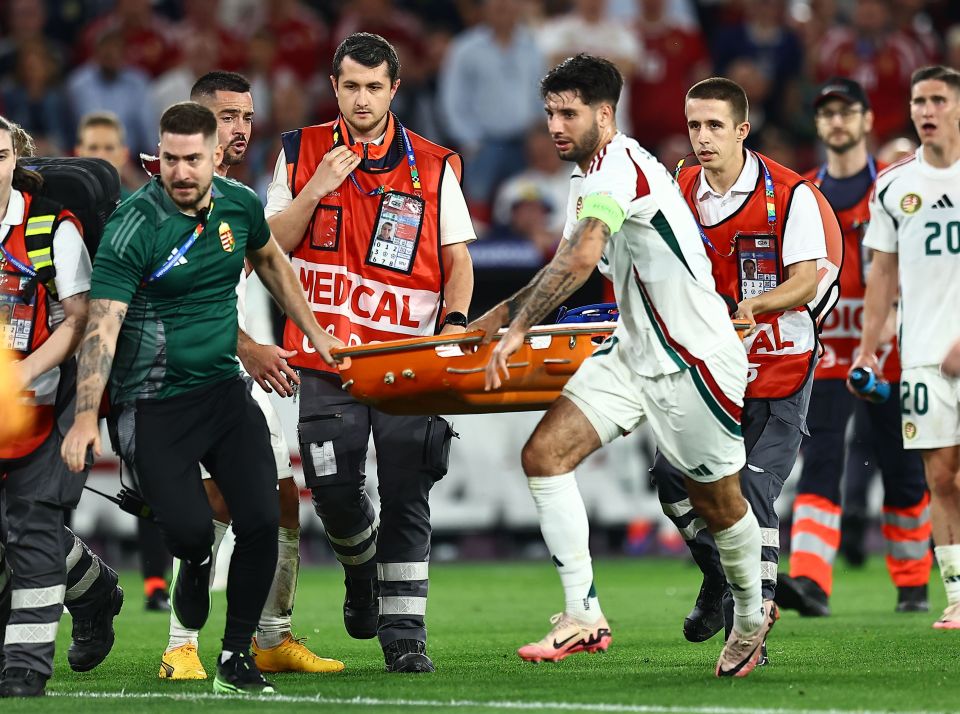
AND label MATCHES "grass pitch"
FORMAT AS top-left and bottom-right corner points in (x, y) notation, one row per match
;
(18, 558), (960, 713)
